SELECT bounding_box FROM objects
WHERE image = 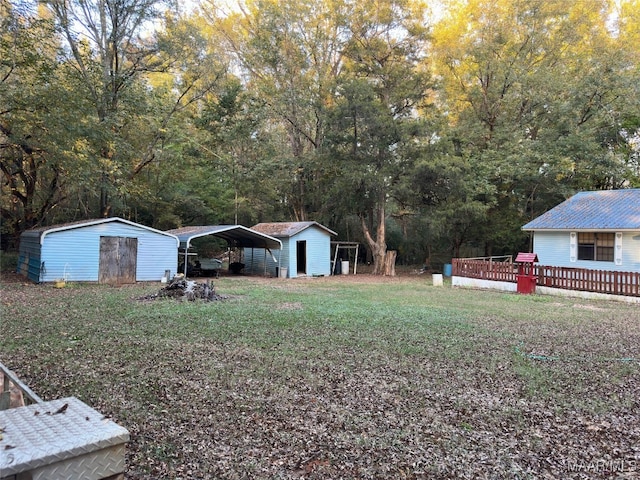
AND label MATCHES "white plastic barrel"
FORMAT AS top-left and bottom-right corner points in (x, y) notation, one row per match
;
(341, 261), (349, 275)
